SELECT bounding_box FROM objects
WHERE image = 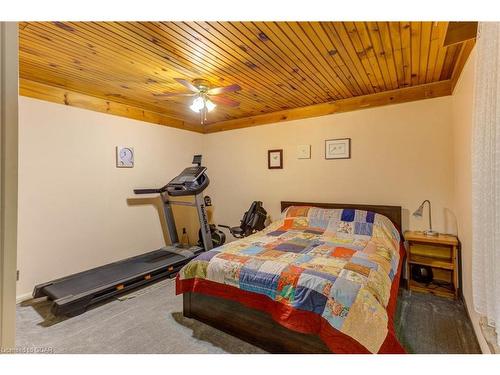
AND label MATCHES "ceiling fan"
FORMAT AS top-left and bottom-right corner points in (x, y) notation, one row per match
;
(154, 78), (241, 124)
